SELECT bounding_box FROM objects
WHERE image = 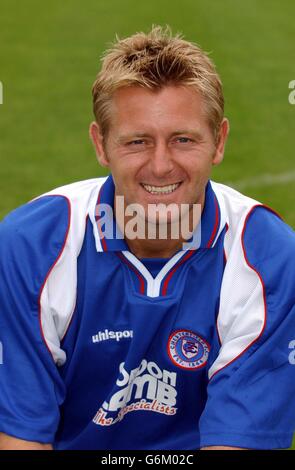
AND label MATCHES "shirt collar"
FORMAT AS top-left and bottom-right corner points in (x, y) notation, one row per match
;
(93, 174), (222, 252)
